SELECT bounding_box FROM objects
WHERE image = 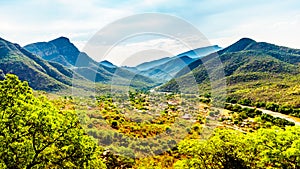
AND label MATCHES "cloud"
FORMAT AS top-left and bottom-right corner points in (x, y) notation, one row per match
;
(80, 13), (213, 65)
(0, 0), (300, 62)
(92, 37), (196, 66)
(0, 0), (134, 45)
